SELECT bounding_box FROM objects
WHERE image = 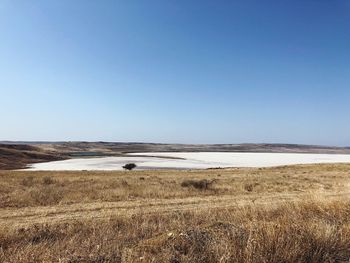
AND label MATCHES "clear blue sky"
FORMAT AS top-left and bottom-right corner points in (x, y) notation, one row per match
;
(1, 1), (349, 146)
